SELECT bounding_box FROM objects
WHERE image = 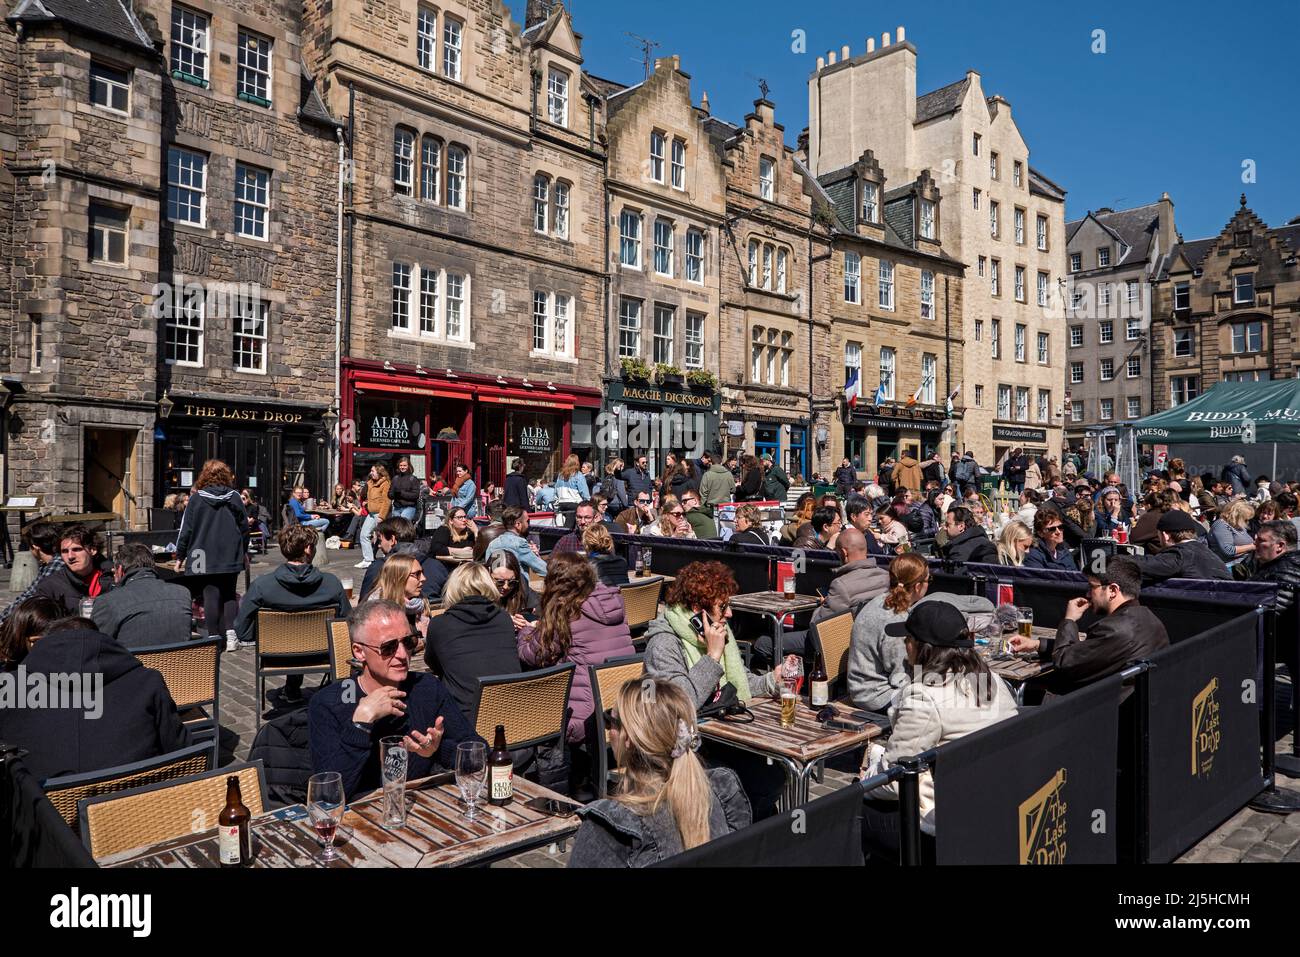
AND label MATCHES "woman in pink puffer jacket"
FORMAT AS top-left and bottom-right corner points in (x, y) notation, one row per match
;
(517, 553), (636, 743)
